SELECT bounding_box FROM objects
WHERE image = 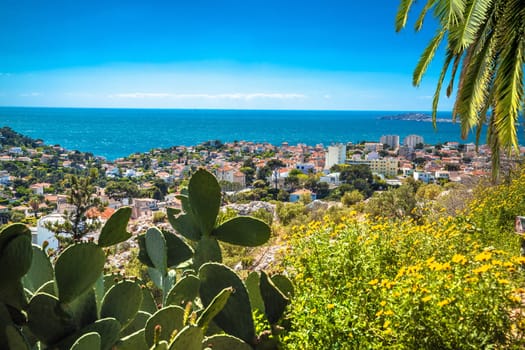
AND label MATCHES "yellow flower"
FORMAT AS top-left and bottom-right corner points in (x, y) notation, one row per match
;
(451, 254), (467, 265)
(437, 298), (454, 307)
(473, 264), (491, 274)
(512, 256), (525, 264)
(474, 251), (492, 262)
(498, 279), (510, 285)
(509, 295), (521, 303)
(327, 303), (335, 310)
(421, 295), (432, 303)
(384, 310), (394, 316)
(376, 309), (384, 317)
(368, 279), (379, 286)
(383, 320), (391, 329)
(380, 301), (387, 307)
